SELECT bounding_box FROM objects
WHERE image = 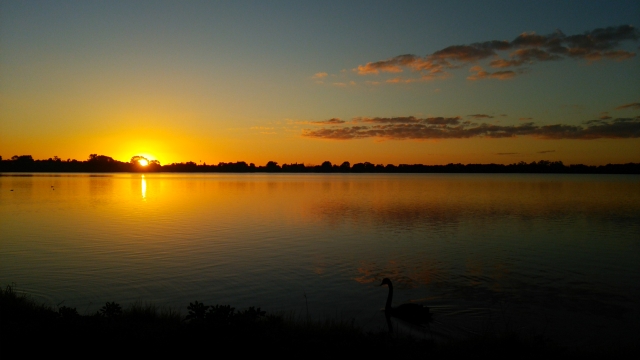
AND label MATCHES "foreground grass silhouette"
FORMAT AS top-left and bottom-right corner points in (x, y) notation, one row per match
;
(0, 285), (632, 358)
